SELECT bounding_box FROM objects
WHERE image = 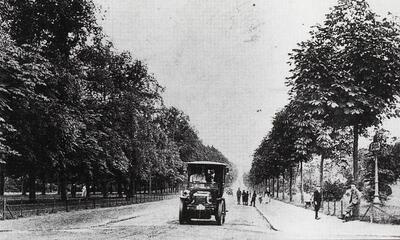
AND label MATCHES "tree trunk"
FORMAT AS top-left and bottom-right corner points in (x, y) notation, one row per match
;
(117, 181), (123, 198)
(353, 124), (360, 217)
(282, 172), (285, 200)
(128, 173), (135, 198)
(59, 171), (67, 201)
(28, 172), (36, 202)
(272, 178), (275, 198)
(41, 175), (46, 195)
(101, 182), (108, 198)
(289, 167), (293, 202)
(276, 176), (279, 199)
(57, 177), (61, 195)
(300, 161), (304, 204)
(353, 124), (359, 183)
(320, 154), (325, 208)
(155, 178), (158, 193)
(92, 183), (96, 195)
(86, 180), (91, 198)
(149, 175), (152, 195)
(22, 177), (27, 196)
(269, 178), (272, 192)
(0, 168), (4, 196)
